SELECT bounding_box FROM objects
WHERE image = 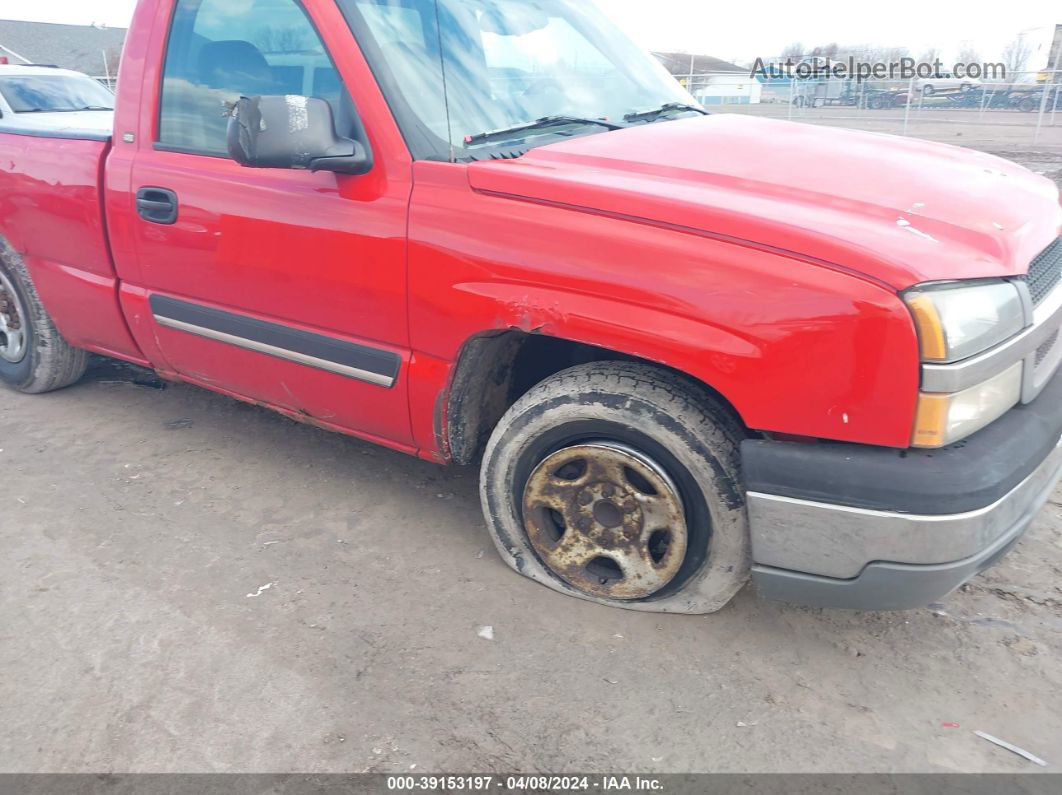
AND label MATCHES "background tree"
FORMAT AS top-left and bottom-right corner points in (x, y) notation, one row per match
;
(1001, 35), (1034, 79)
(254, 25), (312, 54)
(918, 48), (942, 74)
(809, 42), (840, 61)
(956, 45), (982, 65)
